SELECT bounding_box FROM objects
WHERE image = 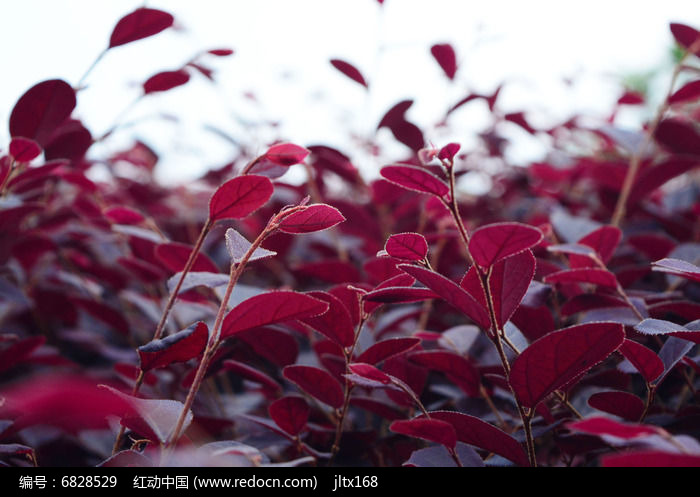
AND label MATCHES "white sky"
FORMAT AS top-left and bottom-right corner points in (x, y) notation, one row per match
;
(1, 1), (698, 185)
